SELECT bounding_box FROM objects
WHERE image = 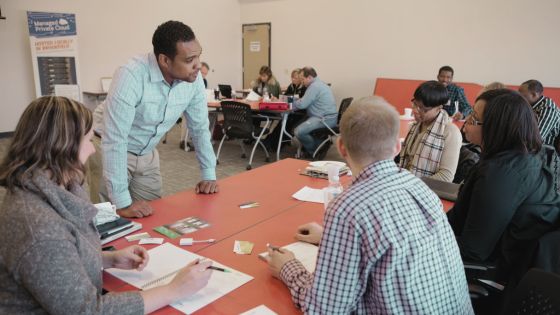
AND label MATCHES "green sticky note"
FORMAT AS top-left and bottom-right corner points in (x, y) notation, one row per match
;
(153, 226), (181, 239)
